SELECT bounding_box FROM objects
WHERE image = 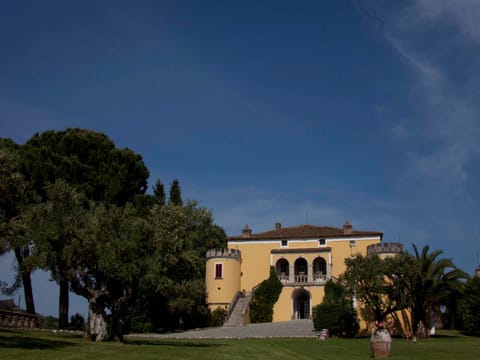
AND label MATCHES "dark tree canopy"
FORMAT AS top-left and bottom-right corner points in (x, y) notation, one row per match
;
(0, 141), (25, 221)
(21, 128), (149, 205)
